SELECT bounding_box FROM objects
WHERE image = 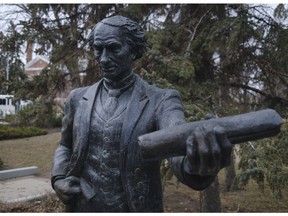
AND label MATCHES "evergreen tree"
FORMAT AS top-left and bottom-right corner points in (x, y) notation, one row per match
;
(1, 2), (288, 208)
